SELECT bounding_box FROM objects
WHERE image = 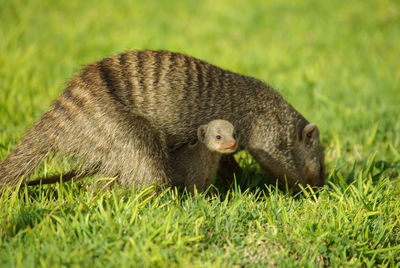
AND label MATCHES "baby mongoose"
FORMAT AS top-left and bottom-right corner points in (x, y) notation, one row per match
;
(170, 119), (237, 194)
(0, 50), (325, 192)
